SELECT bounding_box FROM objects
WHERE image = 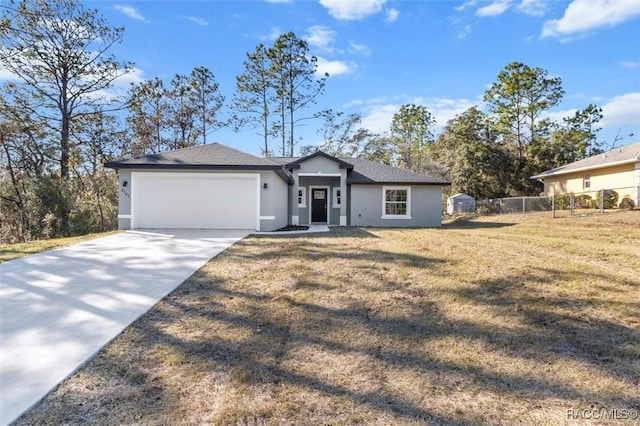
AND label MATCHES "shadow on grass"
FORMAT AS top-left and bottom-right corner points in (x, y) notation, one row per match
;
(14, 232), (640, 425)
(254, 226), (381, 239)
(442, 216), (518, 230)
